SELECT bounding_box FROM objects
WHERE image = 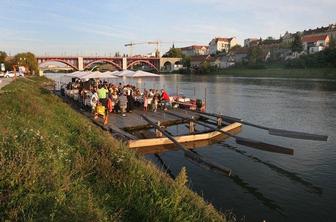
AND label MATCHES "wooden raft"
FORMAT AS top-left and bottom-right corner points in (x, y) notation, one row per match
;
(128, 122), (242, 154)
